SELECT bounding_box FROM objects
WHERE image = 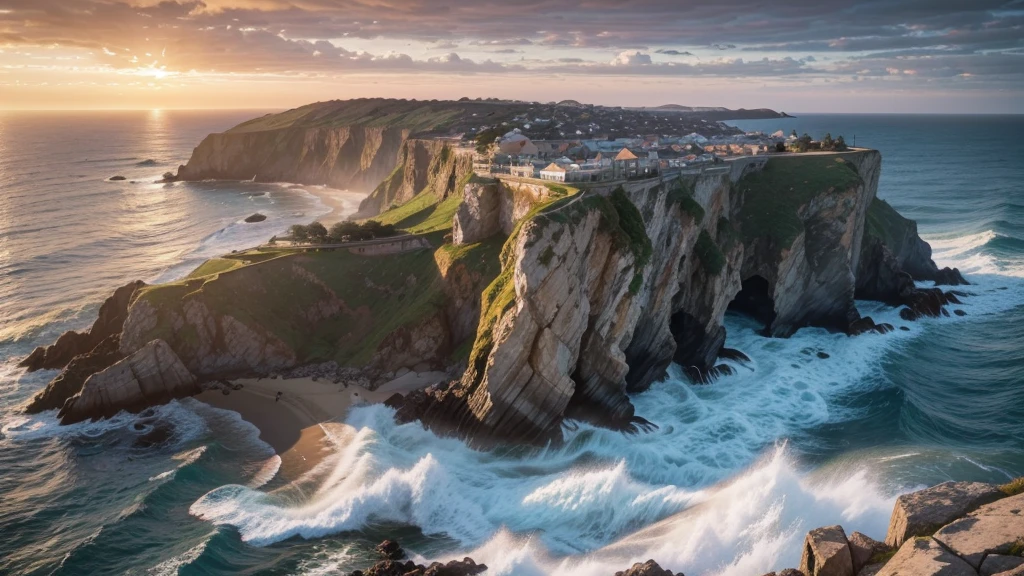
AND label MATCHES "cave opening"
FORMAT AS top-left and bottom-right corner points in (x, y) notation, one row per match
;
(728, 275), (777, 332)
